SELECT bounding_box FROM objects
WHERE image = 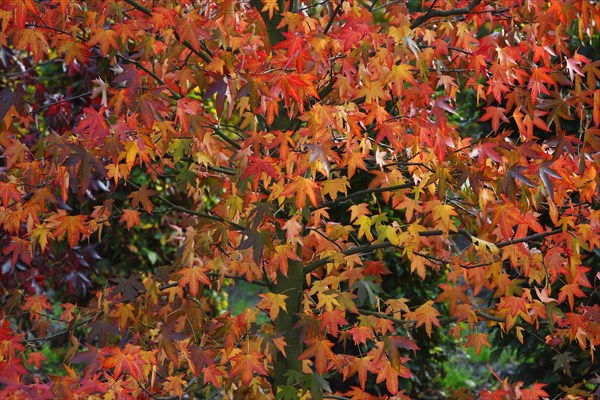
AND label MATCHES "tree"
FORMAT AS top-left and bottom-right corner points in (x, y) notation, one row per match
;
(1, 0), (599, 398)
